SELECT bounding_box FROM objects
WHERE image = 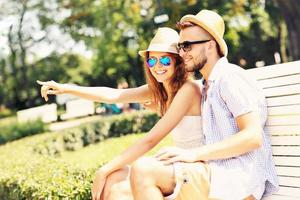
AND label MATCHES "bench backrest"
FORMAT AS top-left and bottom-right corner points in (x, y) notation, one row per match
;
(247, 61), (300, 199)
(17, 103), (57, 123)
(60, 99), (95, 120)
